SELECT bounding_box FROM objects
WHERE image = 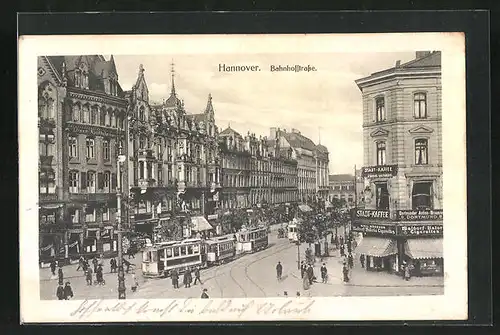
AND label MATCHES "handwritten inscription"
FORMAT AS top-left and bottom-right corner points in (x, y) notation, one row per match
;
(70, 299), (315, 320)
